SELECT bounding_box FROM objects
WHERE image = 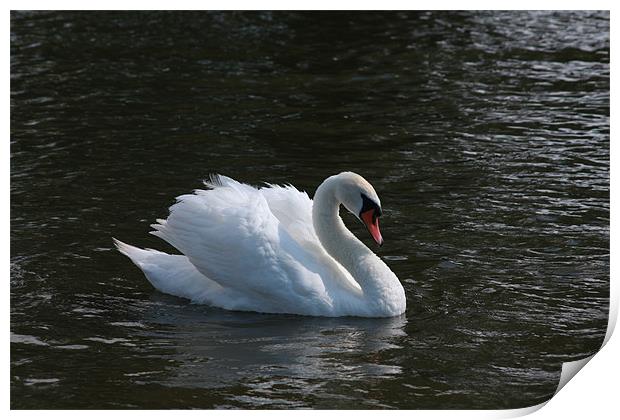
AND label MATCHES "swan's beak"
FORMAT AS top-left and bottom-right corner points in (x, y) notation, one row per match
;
(361, 209), (384, 246)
